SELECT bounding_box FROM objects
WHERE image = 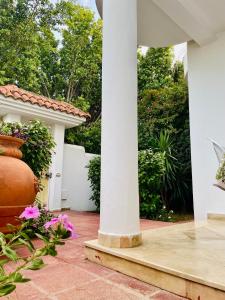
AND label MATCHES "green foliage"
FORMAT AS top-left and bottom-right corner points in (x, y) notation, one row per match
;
(0, 0), (56, 92)
(0, 0), (102, 120)
(88, 150), (174, 221)
(21, 120), (55, 179)
(0, 120), (55, 179)
(138, 83), (192, 212)
(216, 156), (225, 181)
(0, 208), (75, 297)
(0, 122), (28, 140)
(138, 47), (174, 97)
(138, 150), (173, 220)
(24, 204), (54, 238)
(88, 156), (101, 211)
(66, 119), (101, 154)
